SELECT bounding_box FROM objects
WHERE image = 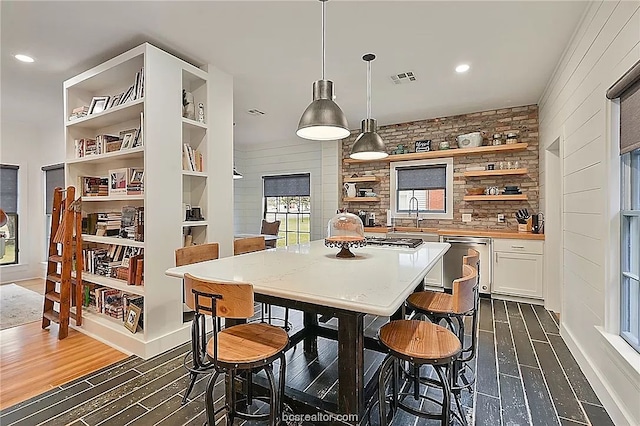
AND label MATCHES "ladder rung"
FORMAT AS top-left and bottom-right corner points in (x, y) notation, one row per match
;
(43, 310), (60, 324)
(48, 255), (63, 263)
(45, 292), (61, 304)
(46, 274), (77, 285)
